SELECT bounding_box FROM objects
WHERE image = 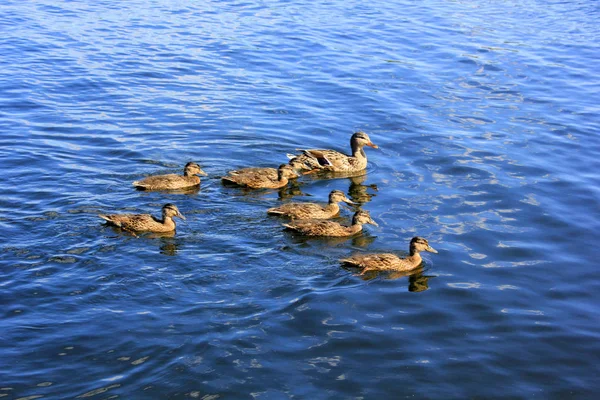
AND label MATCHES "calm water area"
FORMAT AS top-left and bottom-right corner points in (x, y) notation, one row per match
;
(1, 0), (599, 398)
